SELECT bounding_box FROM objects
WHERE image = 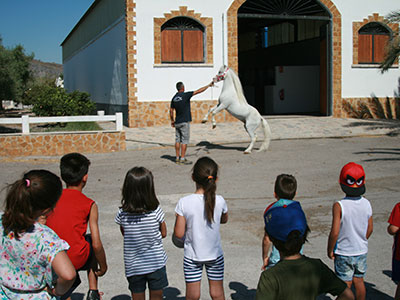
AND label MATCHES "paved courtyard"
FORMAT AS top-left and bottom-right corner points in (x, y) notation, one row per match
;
(1, 117), (400, 299)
